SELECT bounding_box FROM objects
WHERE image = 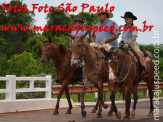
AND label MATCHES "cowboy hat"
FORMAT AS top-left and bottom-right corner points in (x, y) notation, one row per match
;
(94, 10), (113, 18)
(121, 12), (137, 20)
